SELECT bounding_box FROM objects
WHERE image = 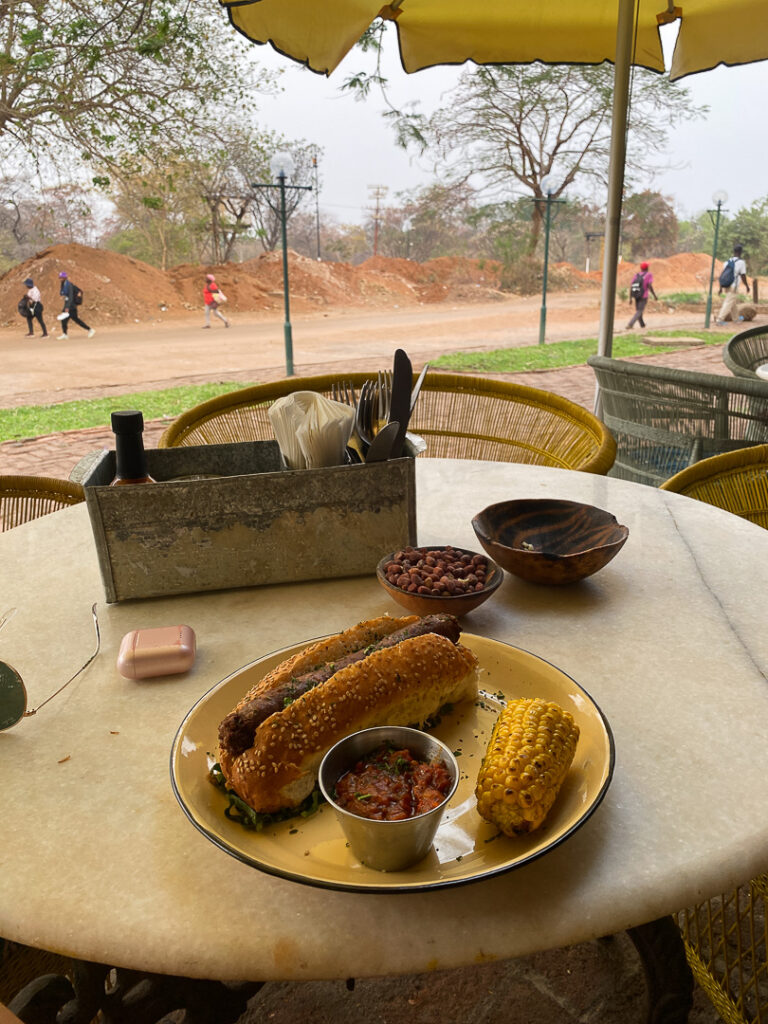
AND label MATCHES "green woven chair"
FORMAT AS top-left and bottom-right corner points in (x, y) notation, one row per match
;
(0, 475), (84, 532)
(158, 372), (616, 474)
(722, 324), (768, 380)
(662, 445), (768, 1024)
(588, 355), (768, 486)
